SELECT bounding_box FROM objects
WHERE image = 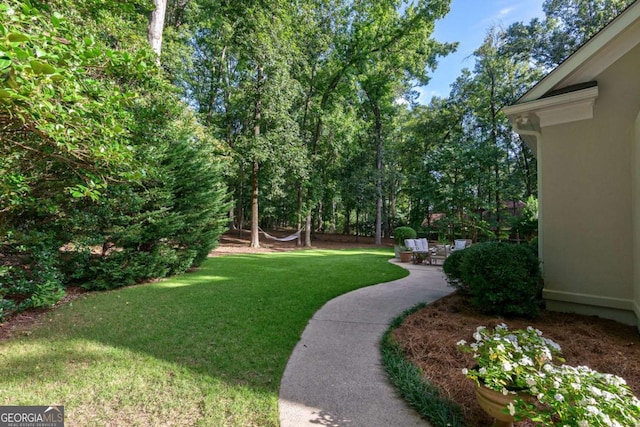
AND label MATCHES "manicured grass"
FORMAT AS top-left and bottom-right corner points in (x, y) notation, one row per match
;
(0, 249), (405, 426)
